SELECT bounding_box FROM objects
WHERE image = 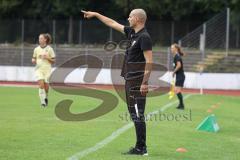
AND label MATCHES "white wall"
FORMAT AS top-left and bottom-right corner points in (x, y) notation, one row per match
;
(0, 66), (239, 90)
